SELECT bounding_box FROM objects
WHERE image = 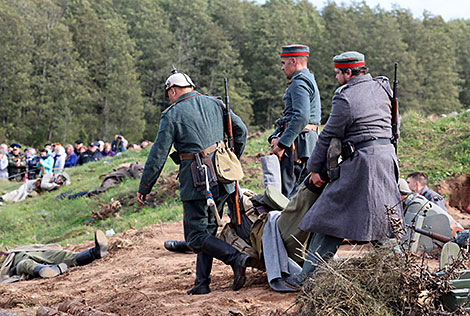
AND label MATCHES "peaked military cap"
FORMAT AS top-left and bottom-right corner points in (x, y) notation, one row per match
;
(263, 185), (289, 210)
(10, 143), (21, 149)
(333, 51), (365, 69)
(398, 178), (412, 195)
(280, 44), (310, 58)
